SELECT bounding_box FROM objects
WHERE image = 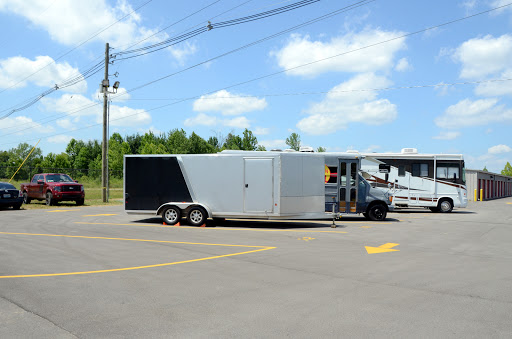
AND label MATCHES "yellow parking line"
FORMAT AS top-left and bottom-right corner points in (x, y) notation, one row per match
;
(0, 232), (274, 278)
(74, 222), (349, 234)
